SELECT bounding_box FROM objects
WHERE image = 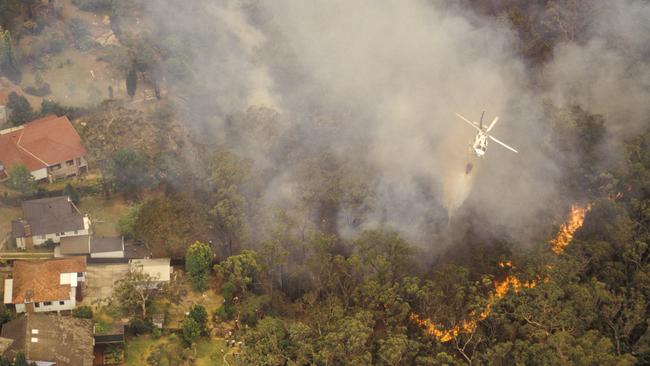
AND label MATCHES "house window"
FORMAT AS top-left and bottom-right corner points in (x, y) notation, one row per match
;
(34, 303), (40, 308)
(66, 160), (74, 166)
(60, 232), (65, 236)
(77, 272), (84, 277)
(59, 301), (65, 305)
(56, 233), (60, 237)
(51, 164), (61, 170)
(43, 301), (52, 306)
